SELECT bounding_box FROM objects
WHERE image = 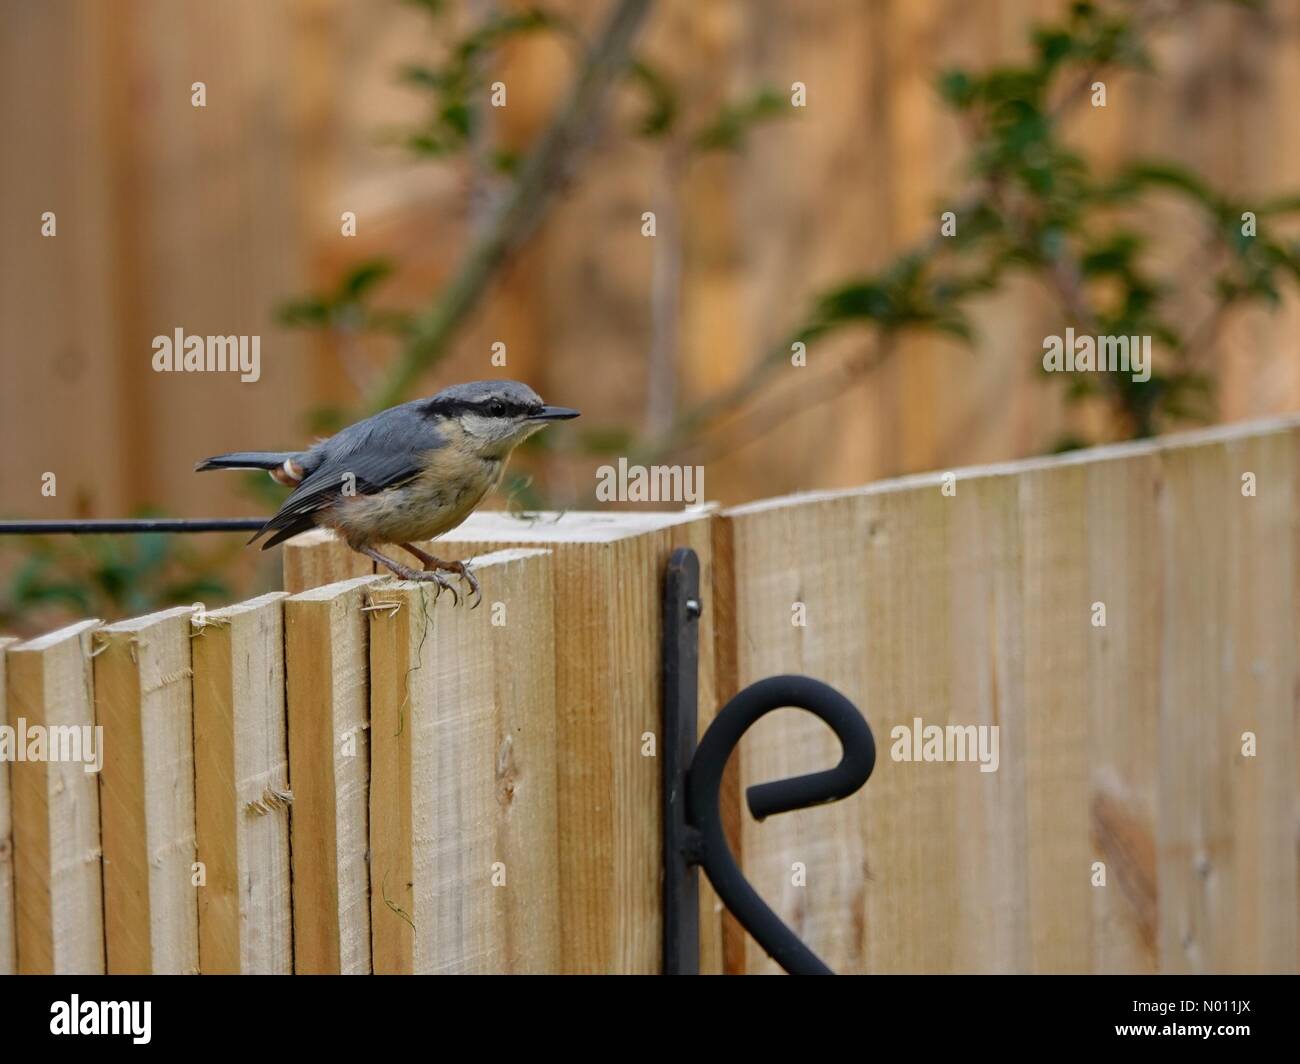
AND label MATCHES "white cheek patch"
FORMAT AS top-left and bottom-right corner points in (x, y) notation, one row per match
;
(461, 413), (495, 438)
